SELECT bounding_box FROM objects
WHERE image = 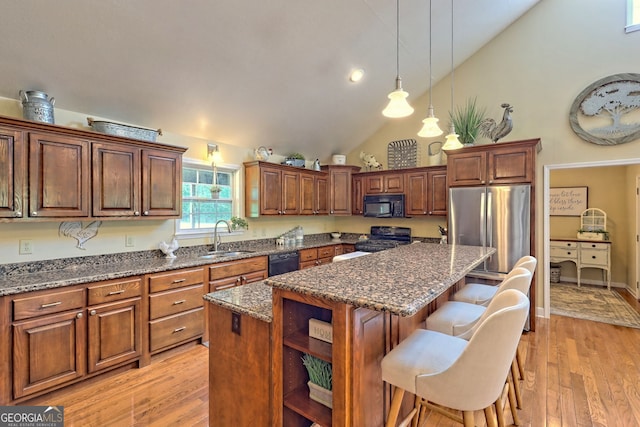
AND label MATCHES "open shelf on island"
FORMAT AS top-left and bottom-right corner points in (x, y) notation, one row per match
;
(284, 330), (332, 362)
(284, 385), (332, 427)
